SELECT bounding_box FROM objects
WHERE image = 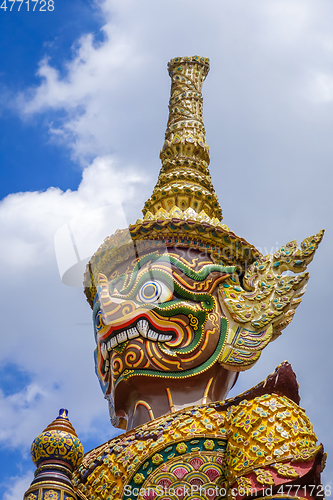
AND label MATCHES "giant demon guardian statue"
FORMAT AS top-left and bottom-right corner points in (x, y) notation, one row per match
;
(24, 56), (326, 500)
